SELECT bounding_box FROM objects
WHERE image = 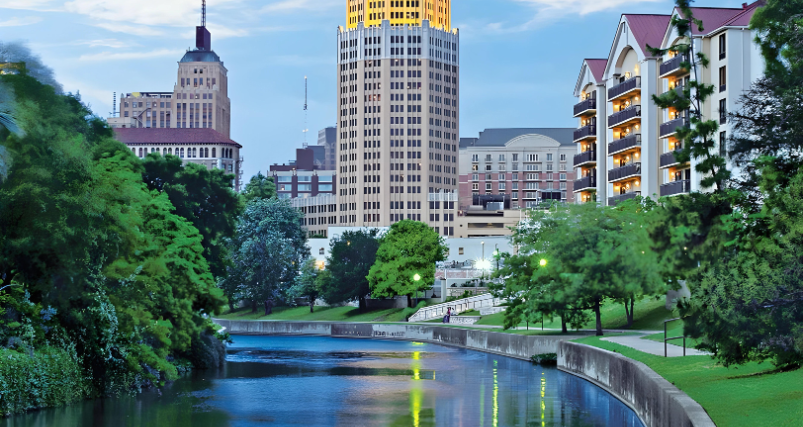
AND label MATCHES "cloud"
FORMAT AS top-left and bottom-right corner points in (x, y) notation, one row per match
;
(77, 39), (130, 49)
(64, 0), (242, 26)
(496, 0), (662, 32)
(259, 0), (340, 14)
(0, 0), (59, 12)
(0, 16), (43, 27)
(93, 22), (164, 36)
(78, 48), (182, 62)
